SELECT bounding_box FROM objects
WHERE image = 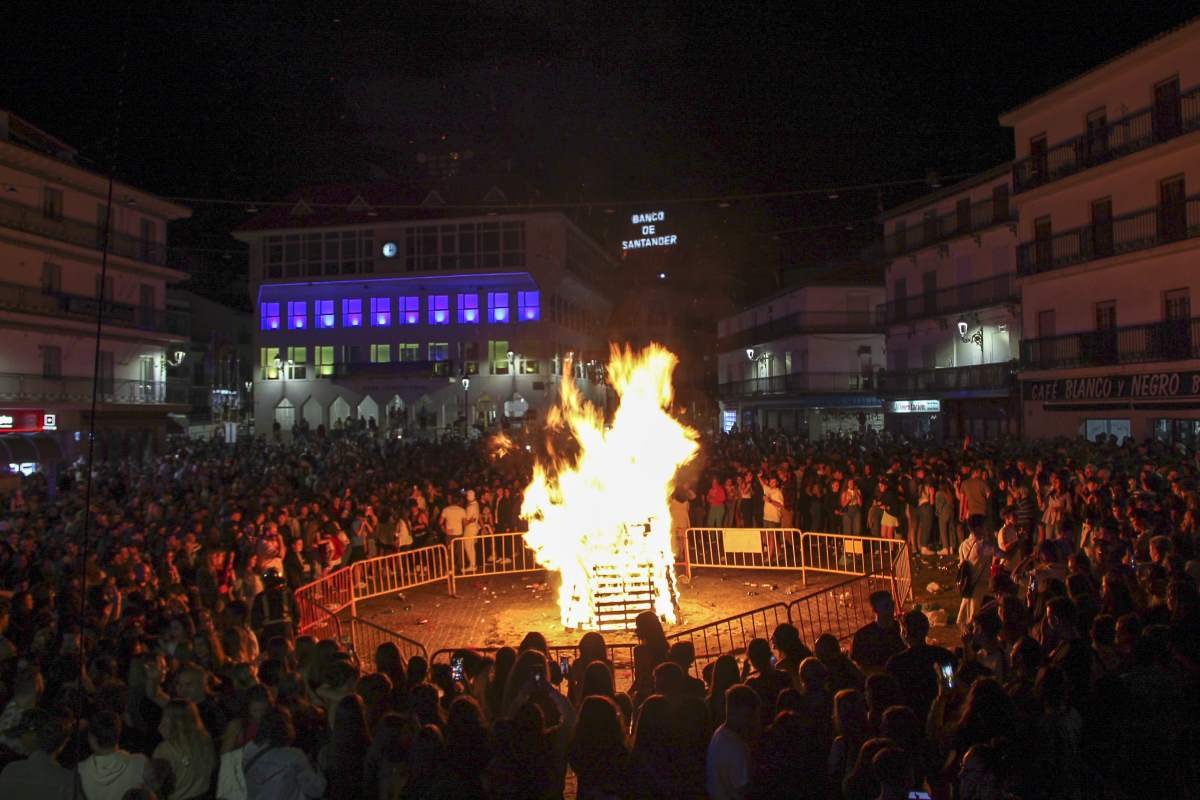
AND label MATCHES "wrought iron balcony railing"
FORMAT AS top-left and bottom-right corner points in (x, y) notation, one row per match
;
(0, 279), (189, 335)
(879, 361), (1018, 396)
(879, 273), (1017, 325)
(1017, 195), (1200, 276)
(0, 373), (189, 405)
(1012, 84), (1200, 193)
(0, 194), (168, 266)
(877, 195), (1015, 259)
(718, 371), (879, 400)
(1021, 317), (1200, 370)
(719, 311), (882, 351)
